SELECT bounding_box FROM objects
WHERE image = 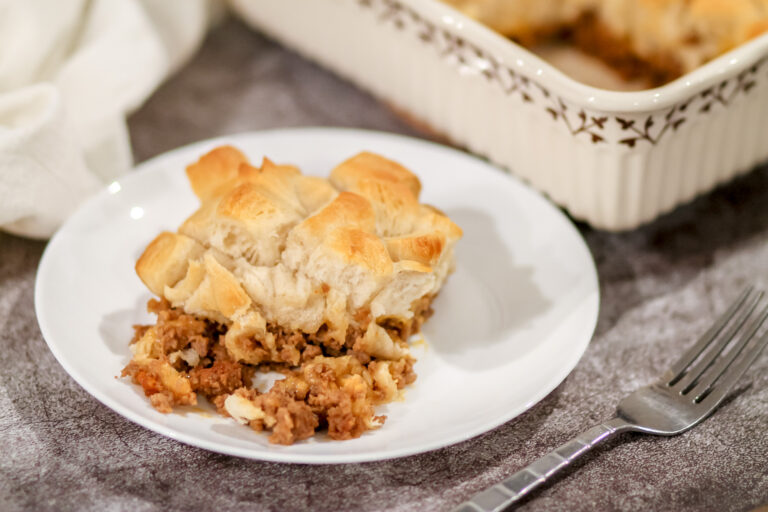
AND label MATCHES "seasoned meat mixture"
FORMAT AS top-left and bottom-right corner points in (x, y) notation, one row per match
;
(122, 298), (424, 444)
